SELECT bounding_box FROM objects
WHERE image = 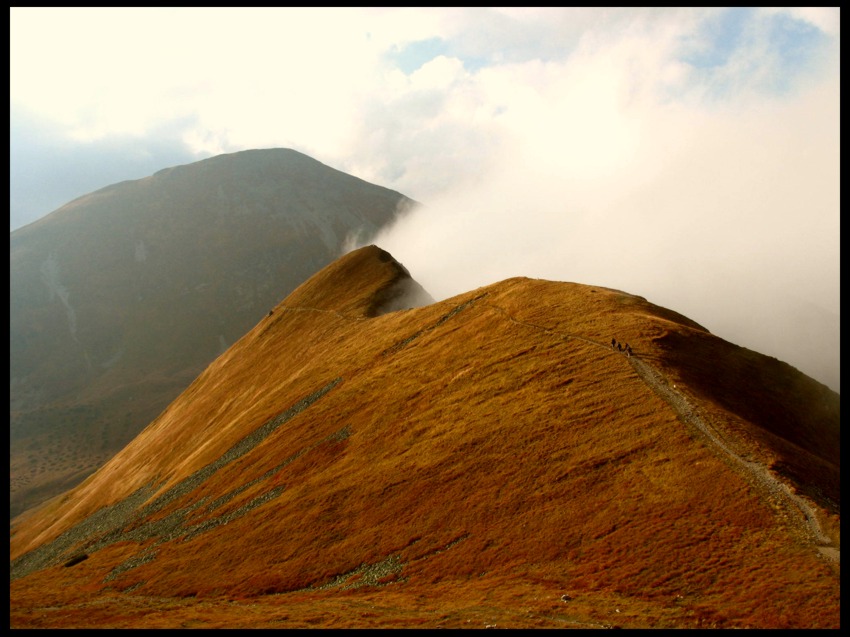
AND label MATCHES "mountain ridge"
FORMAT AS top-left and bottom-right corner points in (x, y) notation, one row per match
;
(10, 149), (415, 518)
(10, 246), (839, 629)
